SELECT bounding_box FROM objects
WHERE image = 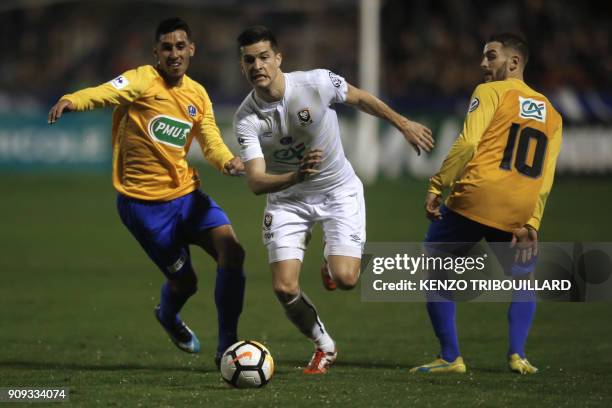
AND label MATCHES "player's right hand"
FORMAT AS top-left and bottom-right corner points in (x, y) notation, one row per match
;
(425, 192), (442, 221)
(47, 99), (74, 124)
(297, 149), (323, 182)
(398, 117), (434, 156)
